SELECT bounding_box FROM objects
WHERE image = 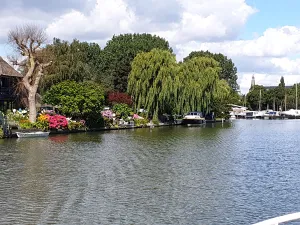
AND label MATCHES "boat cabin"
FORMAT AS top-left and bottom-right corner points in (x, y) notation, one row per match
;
(186, 112), (203, 117)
